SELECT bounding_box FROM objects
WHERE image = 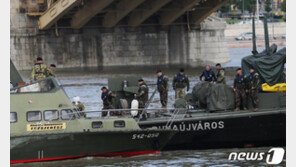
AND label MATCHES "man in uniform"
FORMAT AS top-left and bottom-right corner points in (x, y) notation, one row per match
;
(49, 64), (56, 77)
(233, 68), (248, 111)
(29, 57), (54, 83)
(215, 63), (226, 84)
(200, 65), (216, 82)
(156, 70), (169, 108)
(101, 87), (116, 109)
(173, 68), (190, 99)
(135, 79), (149, 109)
(247, 67), (260, 111)
(72, 96), (86, 116)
